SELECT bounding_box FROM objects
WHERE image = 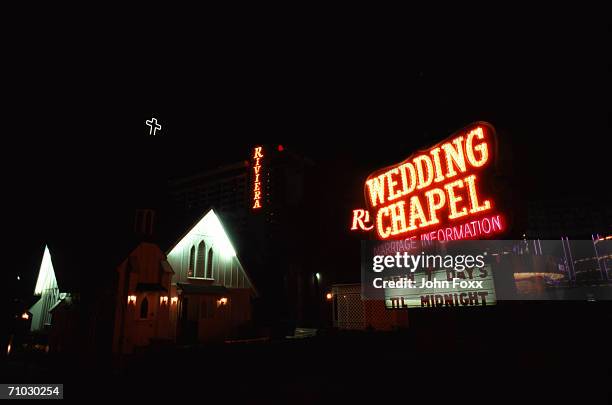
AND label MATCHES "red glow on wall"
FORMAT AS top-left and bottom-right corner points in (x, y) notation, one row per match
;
(351, 122), (505, 240)
(277, 144), (284, 152)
